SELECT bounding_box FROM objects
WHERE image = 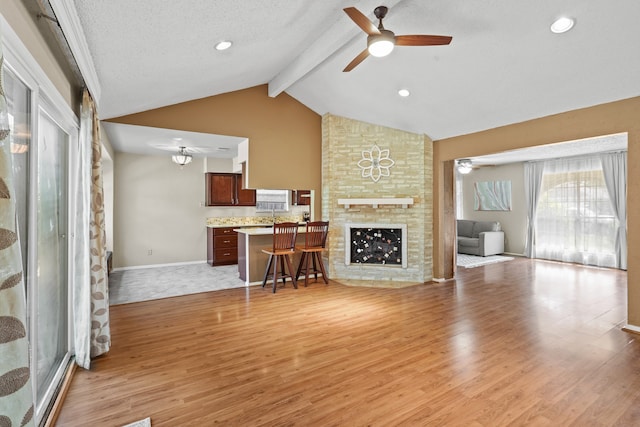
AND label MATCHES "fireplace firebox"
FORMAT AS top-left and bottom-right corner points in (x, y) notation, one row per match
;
(344, 223), (408, 268)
